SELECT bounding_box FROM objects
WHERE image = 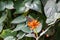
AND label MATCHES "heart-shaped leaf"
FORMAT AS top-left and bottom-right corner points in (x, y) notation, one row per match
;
(44, 0), (56, 18)
(44, 0), (57, 25)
